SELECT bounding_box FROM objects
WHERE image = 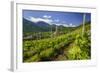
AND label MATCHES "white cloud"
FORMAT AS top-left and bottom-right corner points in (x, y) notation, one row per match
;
(55, 23), (62, 26)
(69, 23), (76, 27)
(43, 15), (51, 19)
(54, 21), (76, 27)
(56, 23), (76, 27)
(55, 23), (69, 27)
(29, 17), (53, 24)
(27, 17), (77, 27)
